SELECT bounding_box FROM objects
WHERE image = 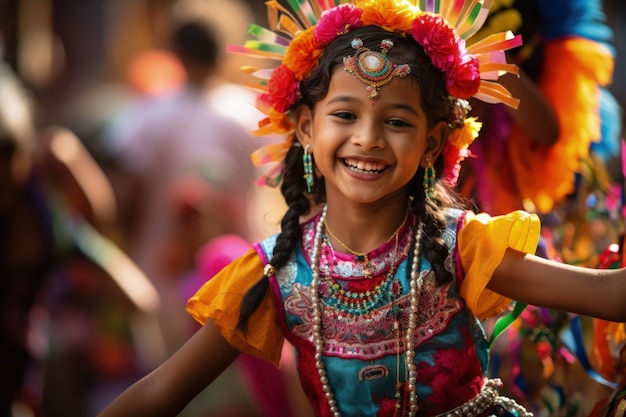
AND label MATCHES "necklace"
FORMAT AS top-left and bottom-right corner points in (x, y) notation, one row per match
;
(323, 231), (401, 316)
(311, 205), (422, 417)
(324, 208), (409, 278)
